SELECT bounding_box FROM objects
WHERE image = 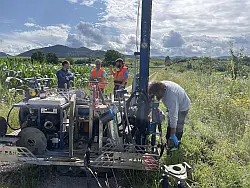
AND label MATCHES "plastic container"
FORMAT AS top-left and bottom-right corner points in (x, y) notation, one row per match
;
(99, 109), (114, 124)
(78, 107), (89, 116)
